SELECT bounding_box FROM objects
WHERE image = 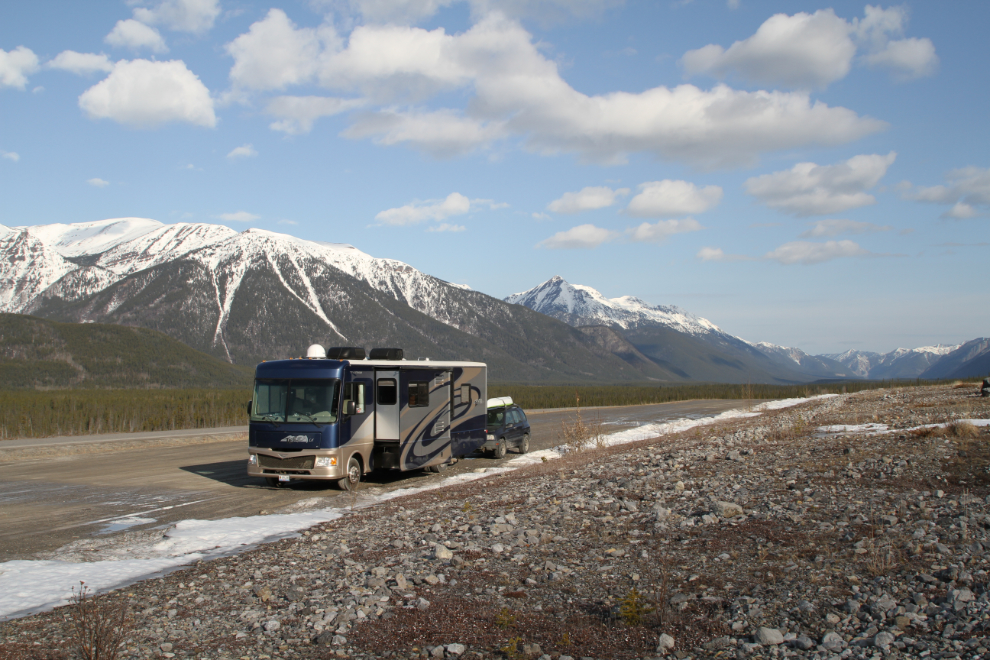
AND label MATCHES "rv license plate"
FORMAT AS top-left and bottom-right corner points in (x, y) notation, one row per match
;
(278, 475), (290, 482)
